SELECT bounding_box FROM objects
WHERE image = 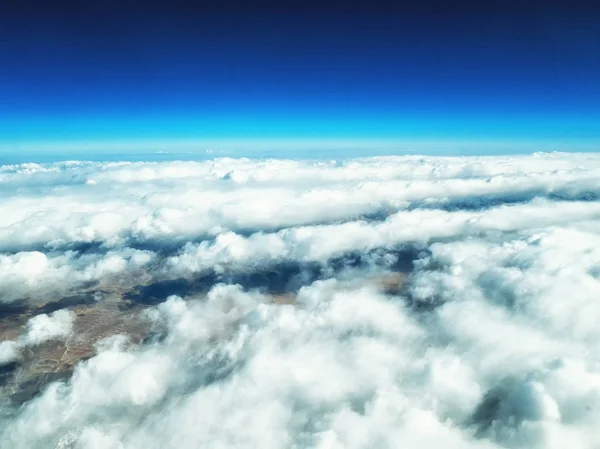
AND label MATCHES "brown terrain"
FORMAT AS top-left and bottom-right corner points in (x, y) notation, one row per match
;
(0, 271), (406, 406)
(0, 289), (148, 406)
